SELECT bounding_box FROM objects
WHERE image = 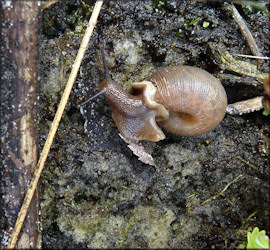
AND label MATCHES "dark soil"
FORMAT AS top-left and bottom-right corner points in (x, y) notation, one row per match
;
(38, 1), (269, 248)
